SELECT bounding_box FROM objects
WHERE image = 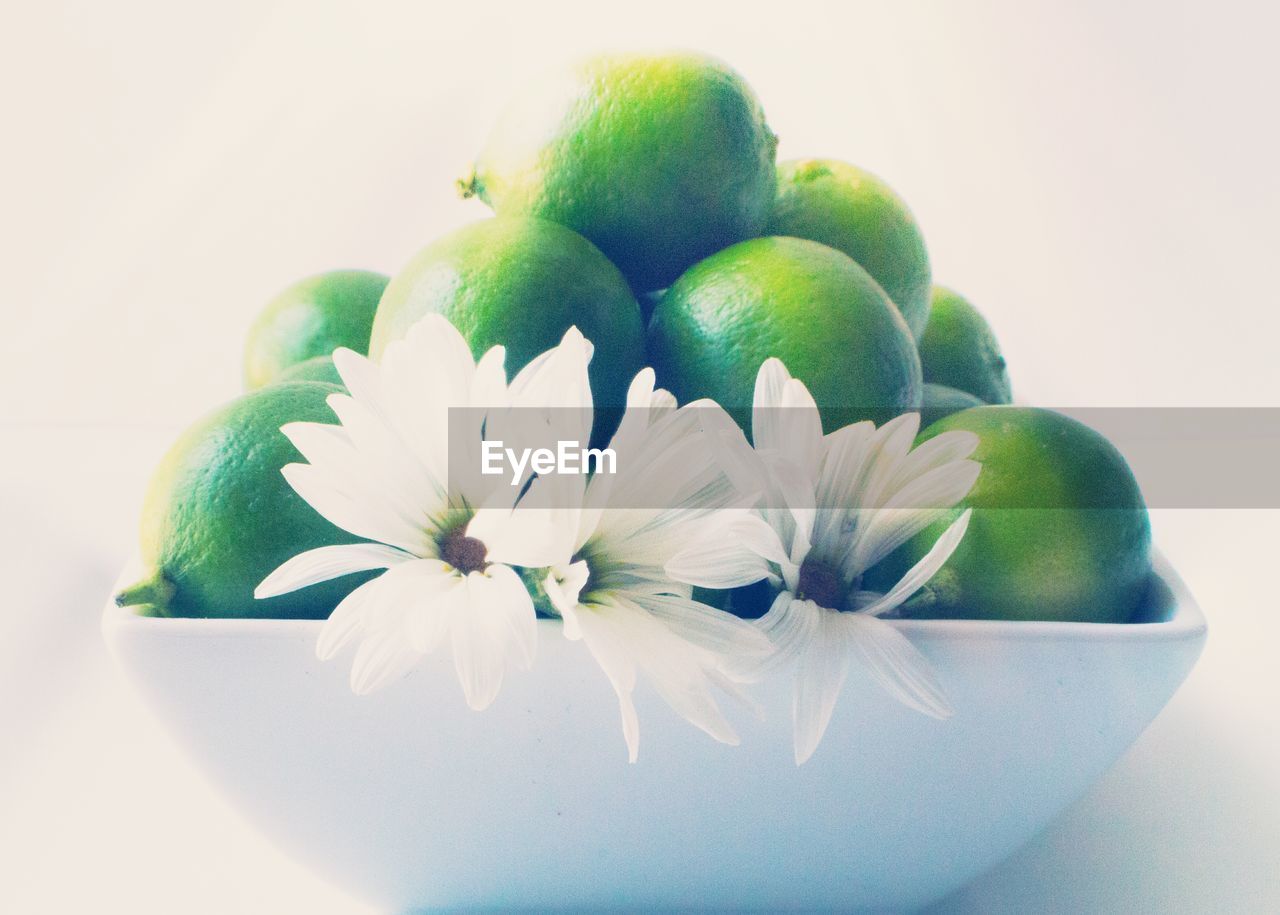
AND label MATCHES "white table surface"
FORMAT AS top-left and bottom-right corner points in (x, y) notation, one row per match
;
(3, 1), (1277, 910)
